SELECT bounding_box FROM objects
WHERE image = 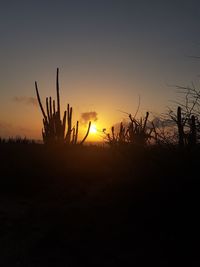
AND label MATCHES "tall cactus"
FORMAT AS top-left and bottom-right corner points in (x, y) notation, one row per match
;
(189, 115), (196, 146)
(35, 68), (91, 145)
(176, 106), (197, 147)
(177, 106), (184, 148)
